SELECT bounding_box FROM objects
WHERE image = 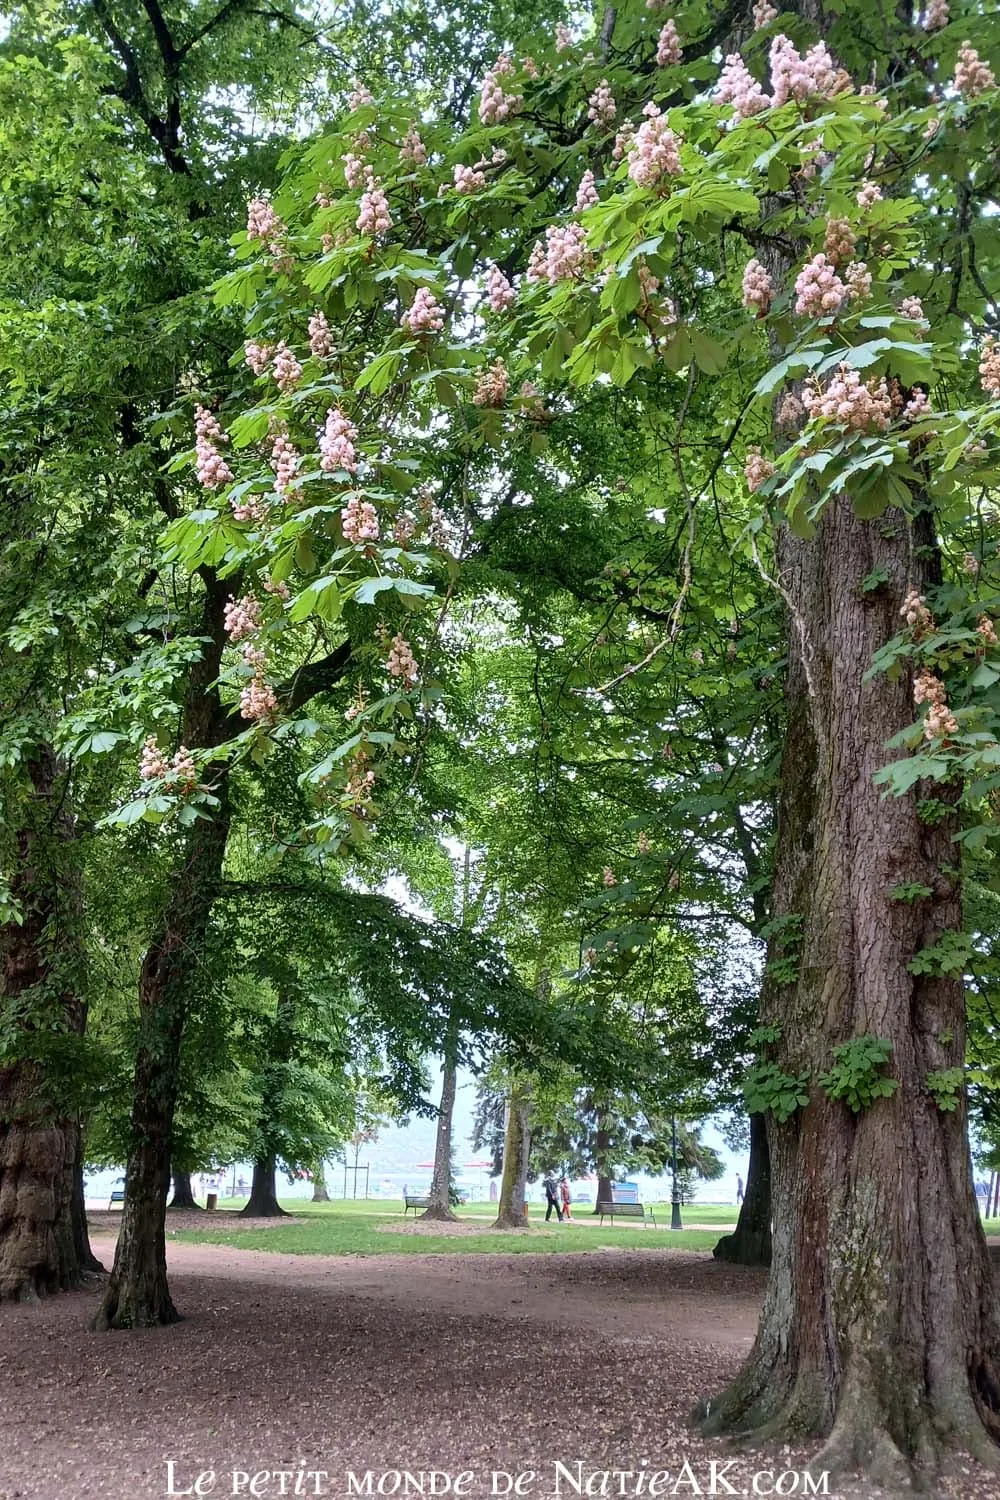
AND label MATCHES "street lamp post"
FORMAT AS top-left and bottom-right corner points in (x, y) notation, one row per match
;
(670, 1115), (683, 1230)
